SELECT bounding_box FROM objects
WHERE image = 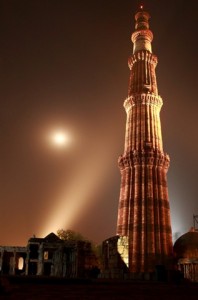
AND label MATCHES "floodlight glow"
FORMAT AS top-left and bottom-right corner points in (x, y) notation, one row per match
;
(40, 144), (113, 238)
